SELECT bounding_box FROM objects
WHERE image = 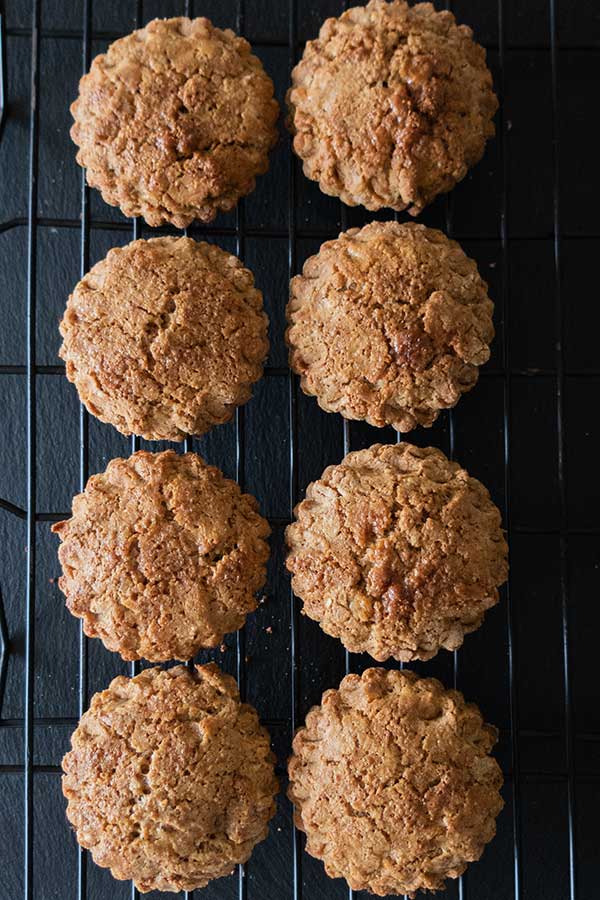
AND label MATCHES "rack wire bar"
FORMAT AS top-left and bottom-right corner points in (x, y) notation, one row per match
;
(127, 8), (143, 899)
(8, 214), (600, 244)
(5, 21), (600, 53)
(497, 1), (523, 897)
(549, 2), (577, 897)
(5, 363), (600, 379)
(287, 5), (303, 900)
(4, 212), (600, 243)
(76, 3), (91, 899)
(441, 9), (465, 897)
(235, 1), (249, 895)
(23, 2), (41, 899)
(0, 715), (591, 738)
(182, 0), (194, 887)
(336, 23), (354, 887)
